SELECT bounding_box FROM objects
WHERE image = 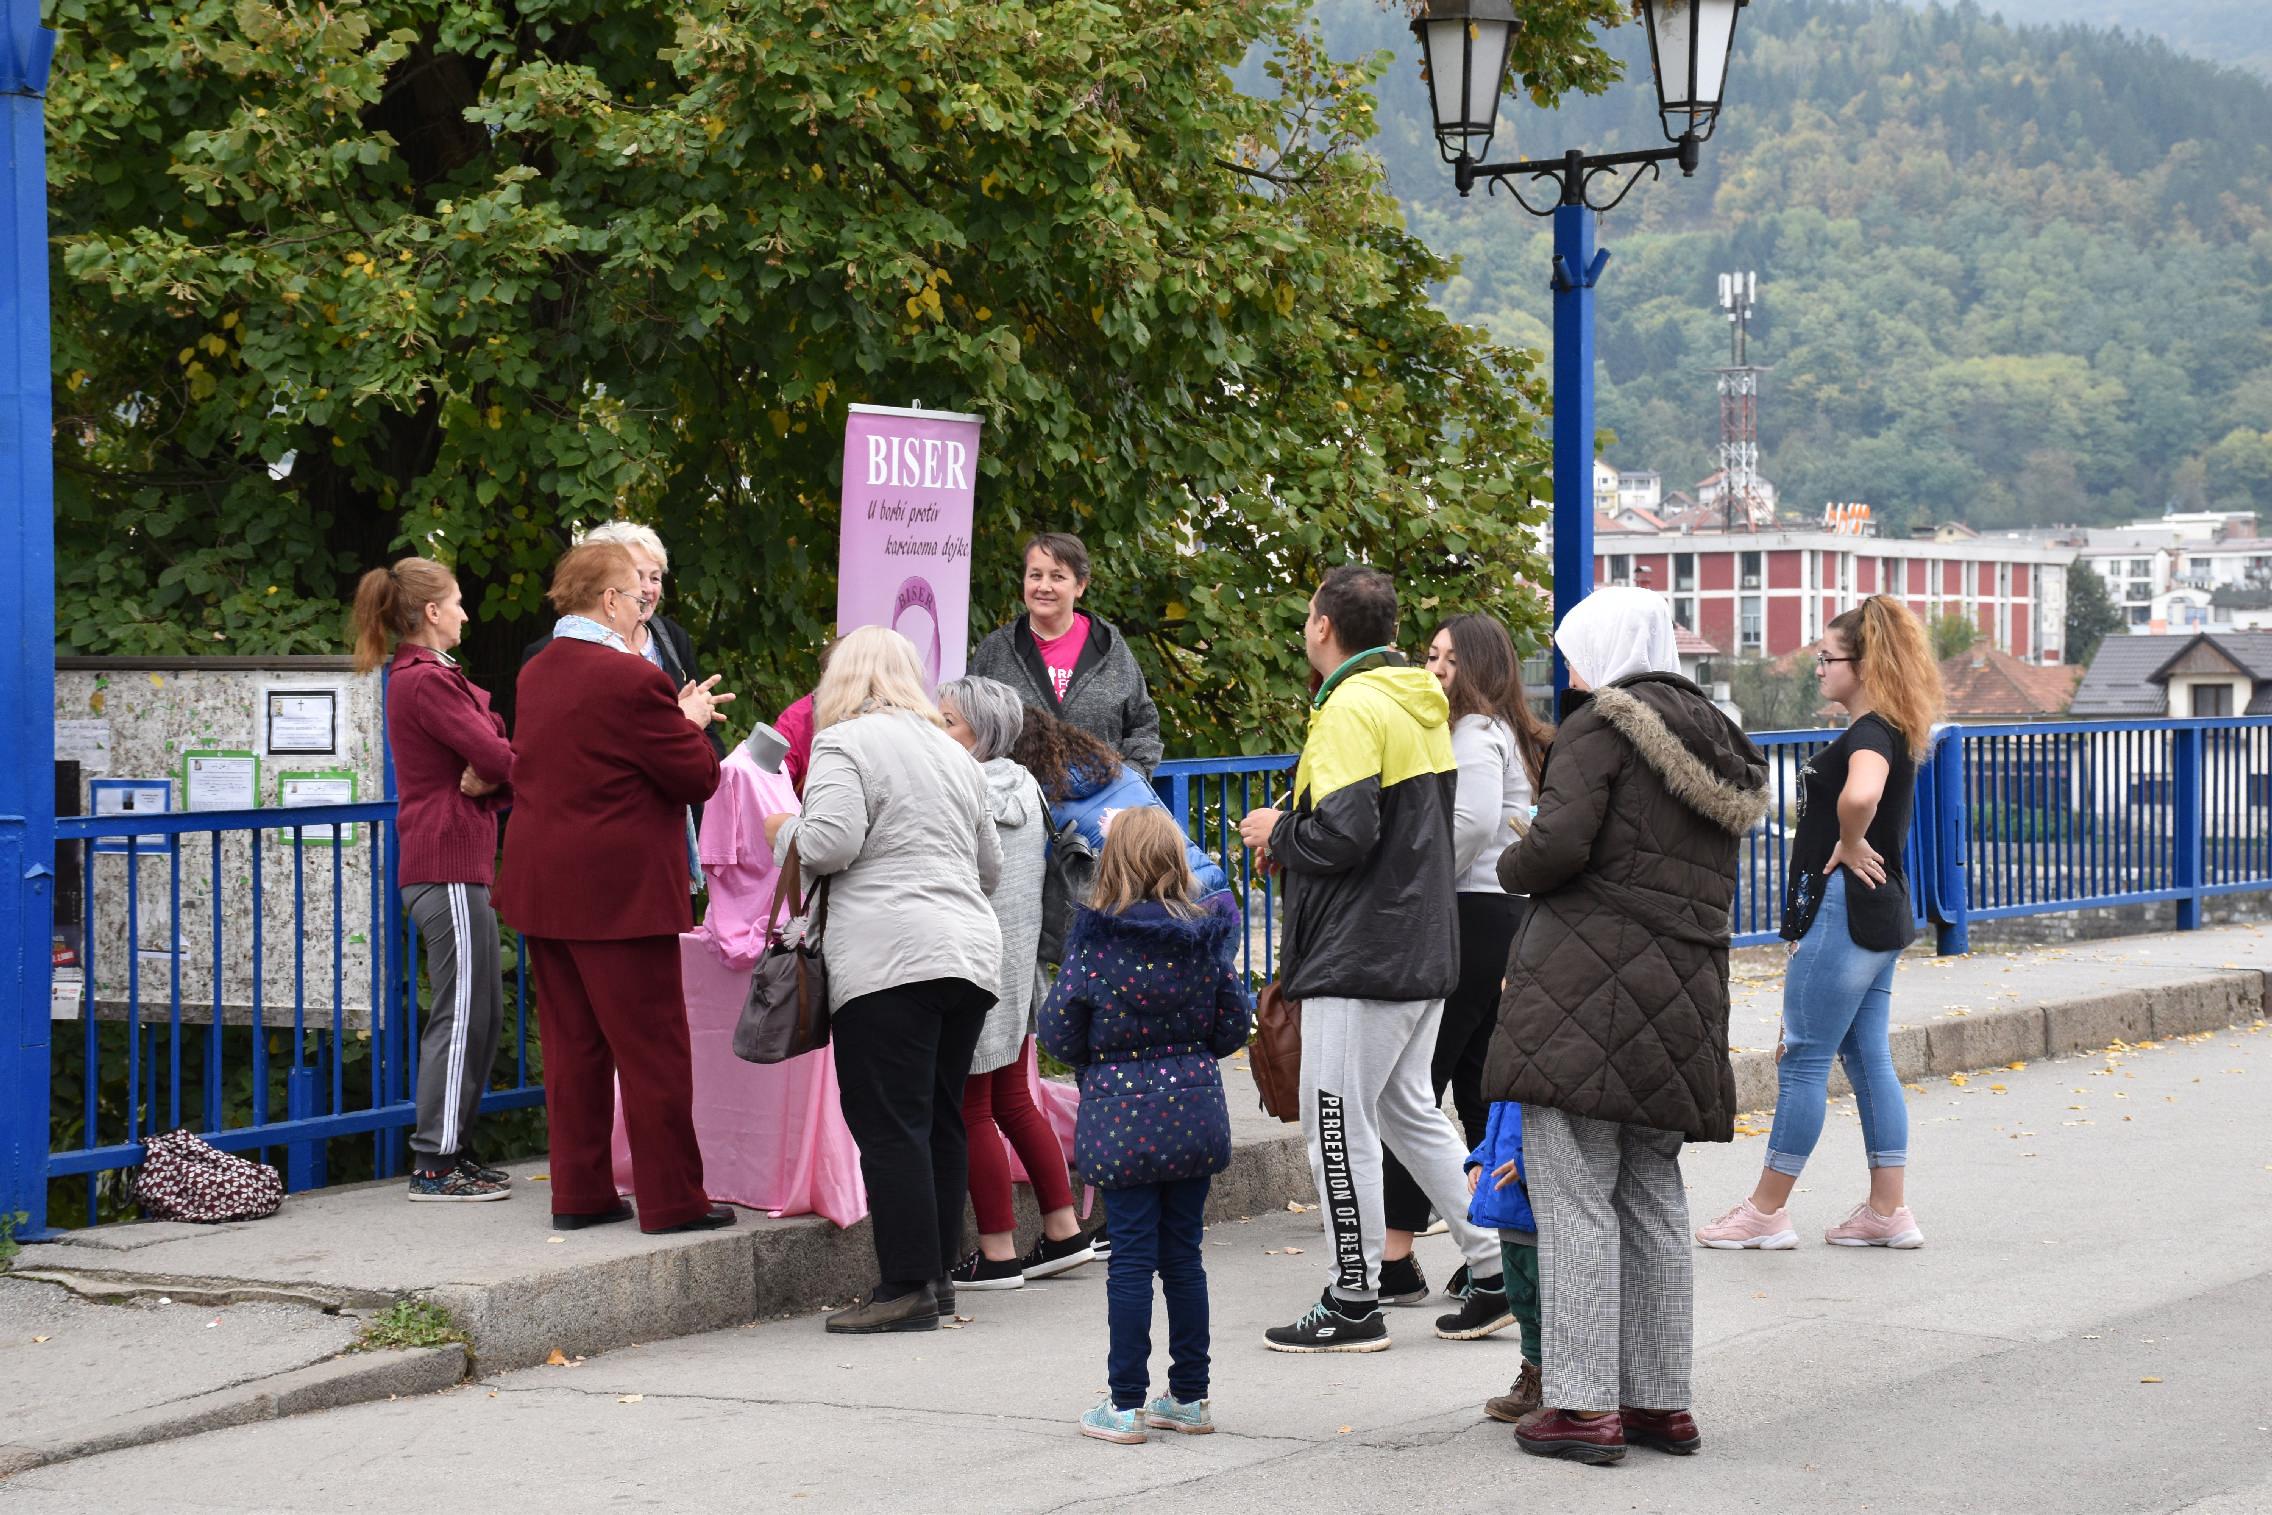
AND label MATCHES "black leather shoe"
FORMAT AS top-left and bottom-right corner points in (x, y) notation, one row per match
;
(644, 1204), (737, 1234)
(552, 1202), (635, 1231)
(826, 1286), (942, 1334)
